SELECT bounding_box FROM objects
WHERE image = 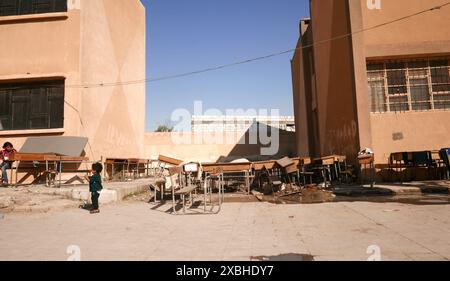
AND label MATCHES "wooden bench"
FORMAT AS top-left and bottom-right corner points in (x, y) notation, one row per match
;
(174, 185), (197, 196)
